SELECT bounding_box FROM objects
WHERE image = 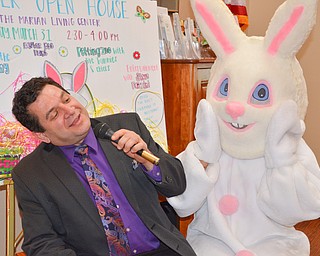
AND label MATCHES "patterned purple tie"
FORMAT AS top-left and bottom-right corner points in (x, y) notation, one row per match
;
(75, 144), (131, 256)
